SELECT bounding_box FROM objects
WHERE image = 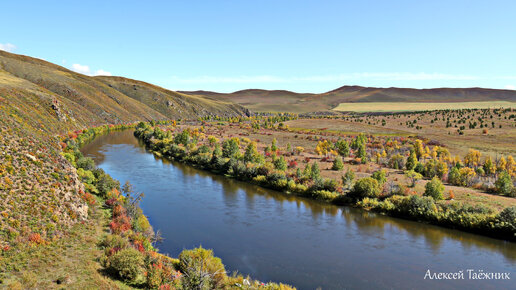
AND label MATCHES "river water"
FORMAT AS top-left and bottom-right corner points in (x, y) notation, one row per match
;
(81, 130), (515, 289)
